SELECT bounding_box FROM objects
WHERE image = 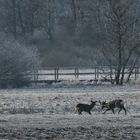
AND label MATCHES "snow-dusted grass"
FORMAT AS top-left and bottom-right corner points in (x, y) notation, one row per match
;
(0, 85), (140, 139)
